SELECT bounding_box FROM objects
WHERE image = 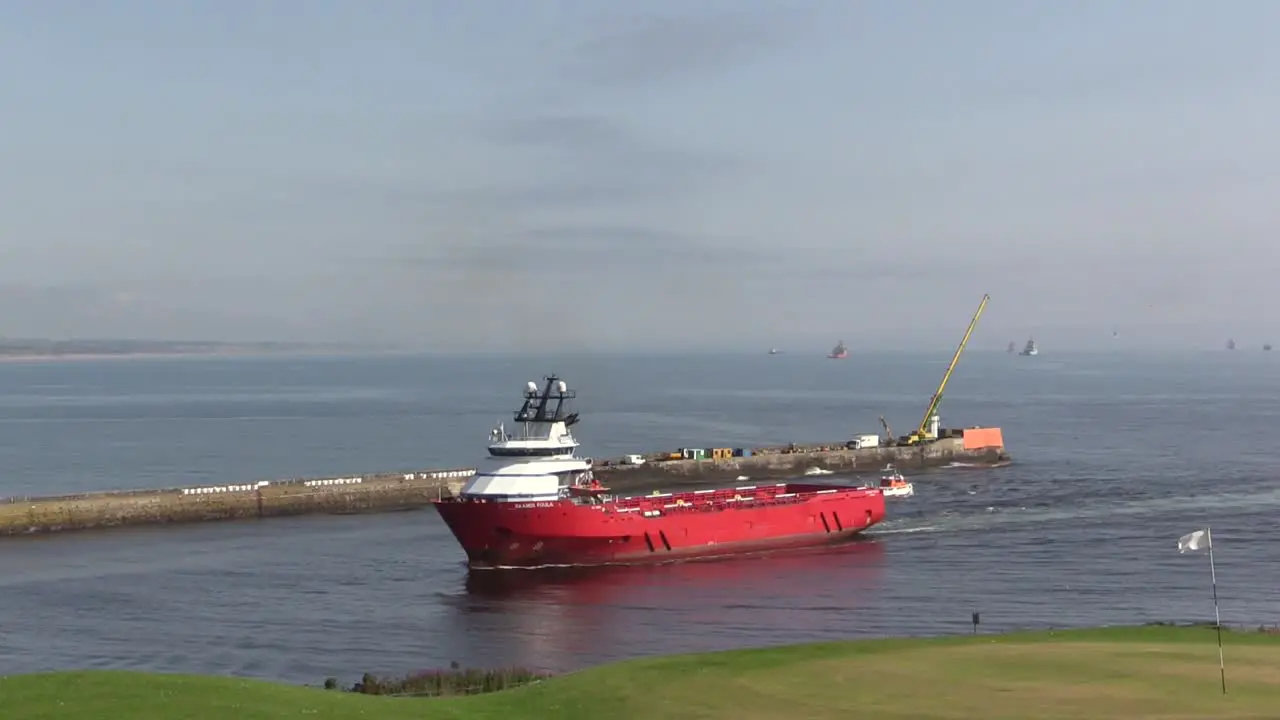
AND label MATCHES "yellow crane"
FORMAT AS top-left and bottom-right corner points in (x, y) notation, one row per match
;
(903, 293), (990, 445)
